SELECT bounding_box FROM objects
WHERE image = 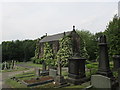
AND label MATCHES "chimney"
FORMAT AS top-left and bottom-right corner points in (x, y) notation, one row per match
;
(73, 25), (75, 31)
(46, 33), (47, 36)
